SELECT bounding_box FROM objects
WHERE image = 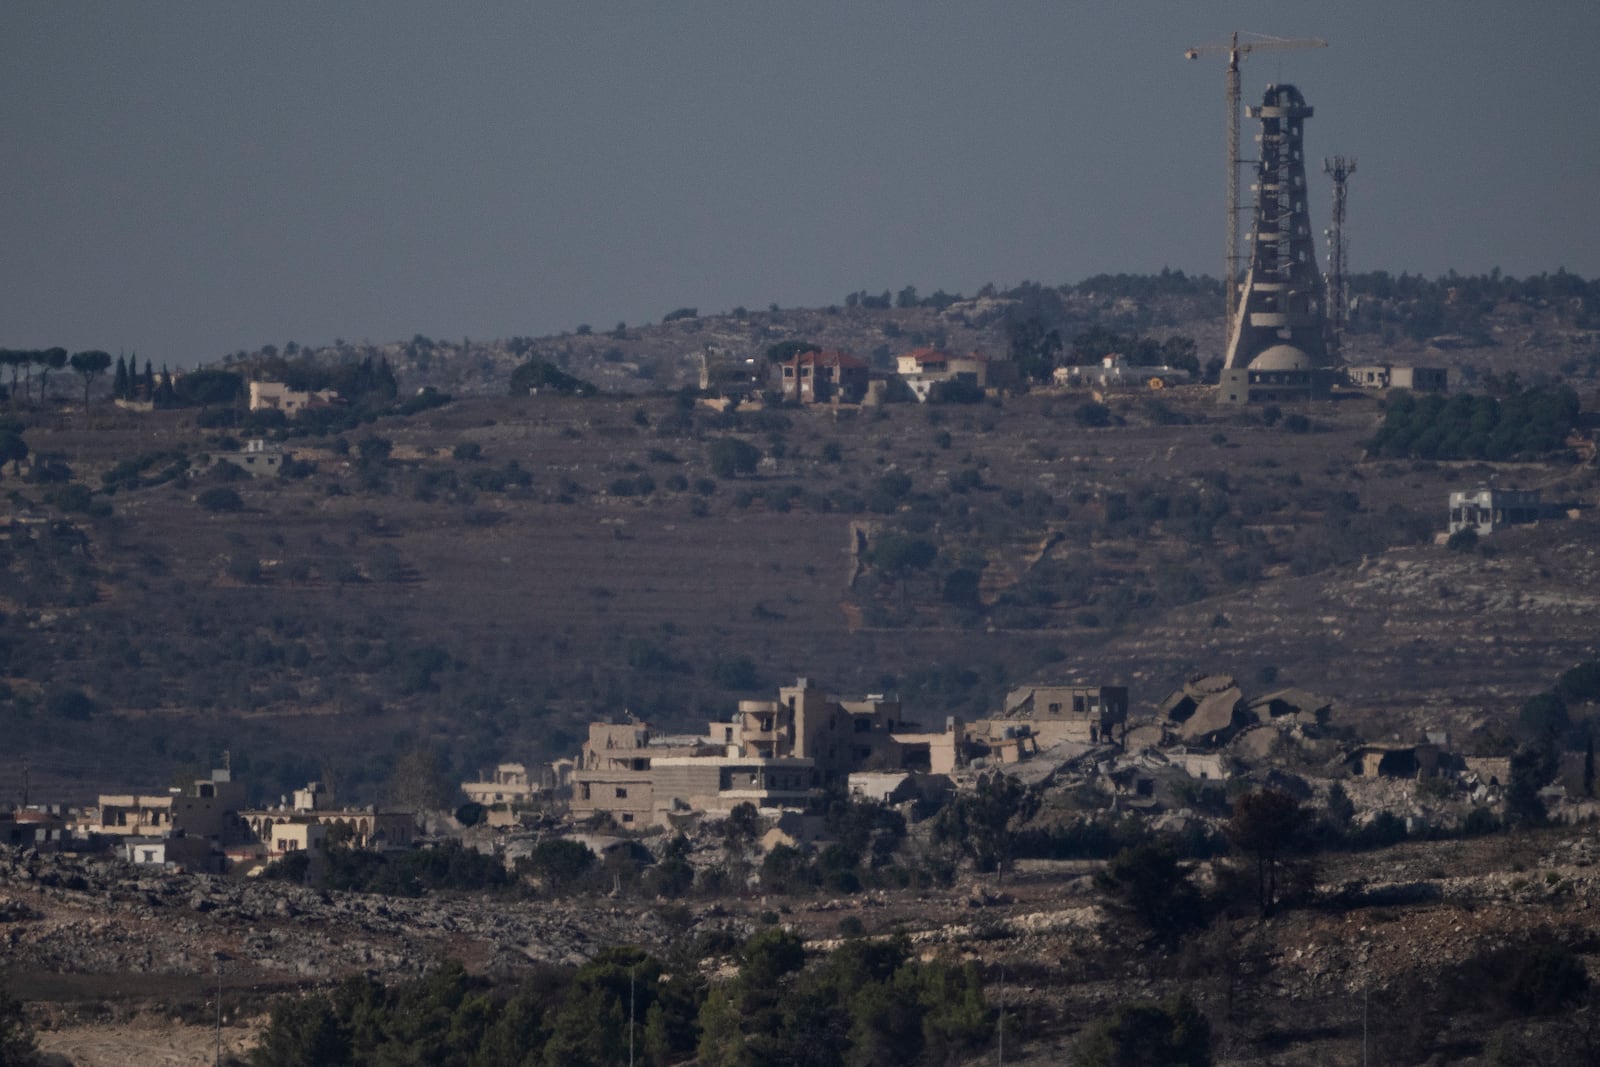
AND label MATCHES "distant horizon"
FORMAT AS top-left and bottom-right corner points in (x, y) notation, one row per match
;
(5, 4), (1596, 368)
(7, 261), (1594, 368)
